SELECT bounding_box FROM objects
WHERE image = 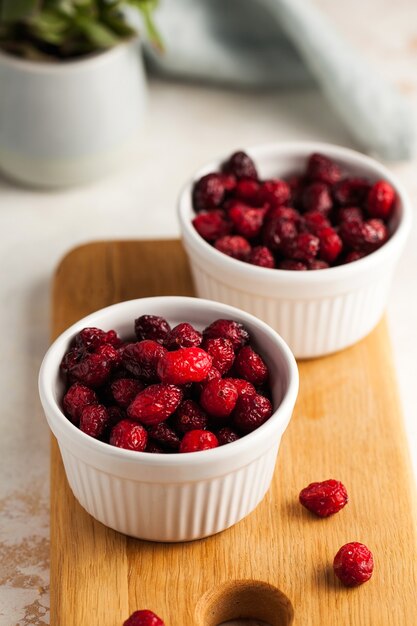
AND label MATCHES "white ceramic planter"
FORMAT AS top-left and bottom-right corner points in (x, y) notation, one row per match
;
(0, 41), (147, 187)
